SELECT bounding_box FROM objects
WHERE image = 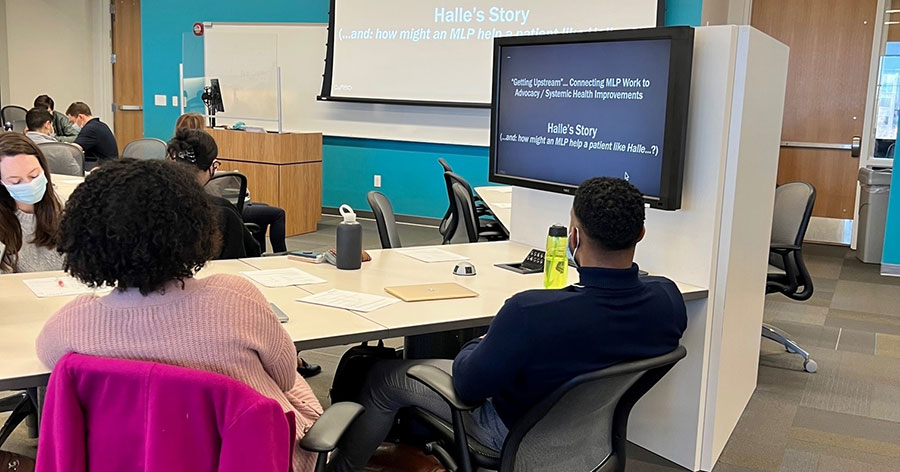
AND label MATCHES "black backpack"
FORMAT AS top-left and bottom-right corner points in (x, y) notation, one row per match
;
(330, 340), (401, 404)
